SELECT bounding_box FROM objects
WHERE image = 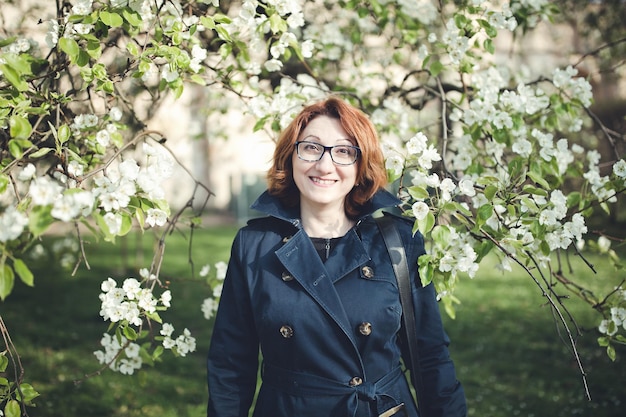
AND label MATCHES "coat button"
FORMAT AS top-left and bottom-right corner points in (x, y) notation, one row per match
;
(361, 266), (374, 279)
(358, 322), (372, 336)
(281, 271), (294, 282)
(282, 235), (292, 243)
(279, 325), (294, 338)
(349, 376), (363, 386)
